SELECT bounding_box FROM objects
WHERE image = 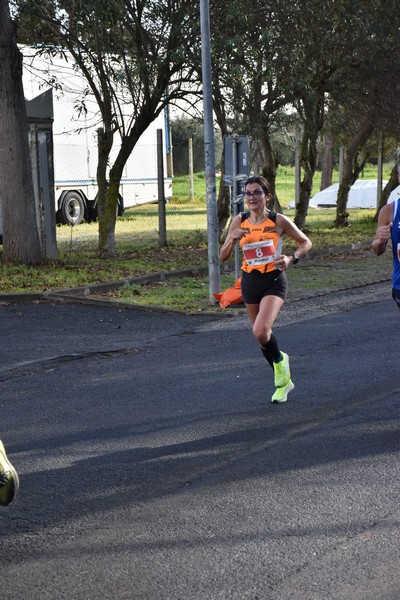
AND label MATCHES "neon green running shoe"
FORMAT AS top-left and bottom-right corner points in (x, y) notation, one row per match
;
(271, 379), (295, 403)
(0, 440), (19, 506)
(273, 352), (290, 388)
